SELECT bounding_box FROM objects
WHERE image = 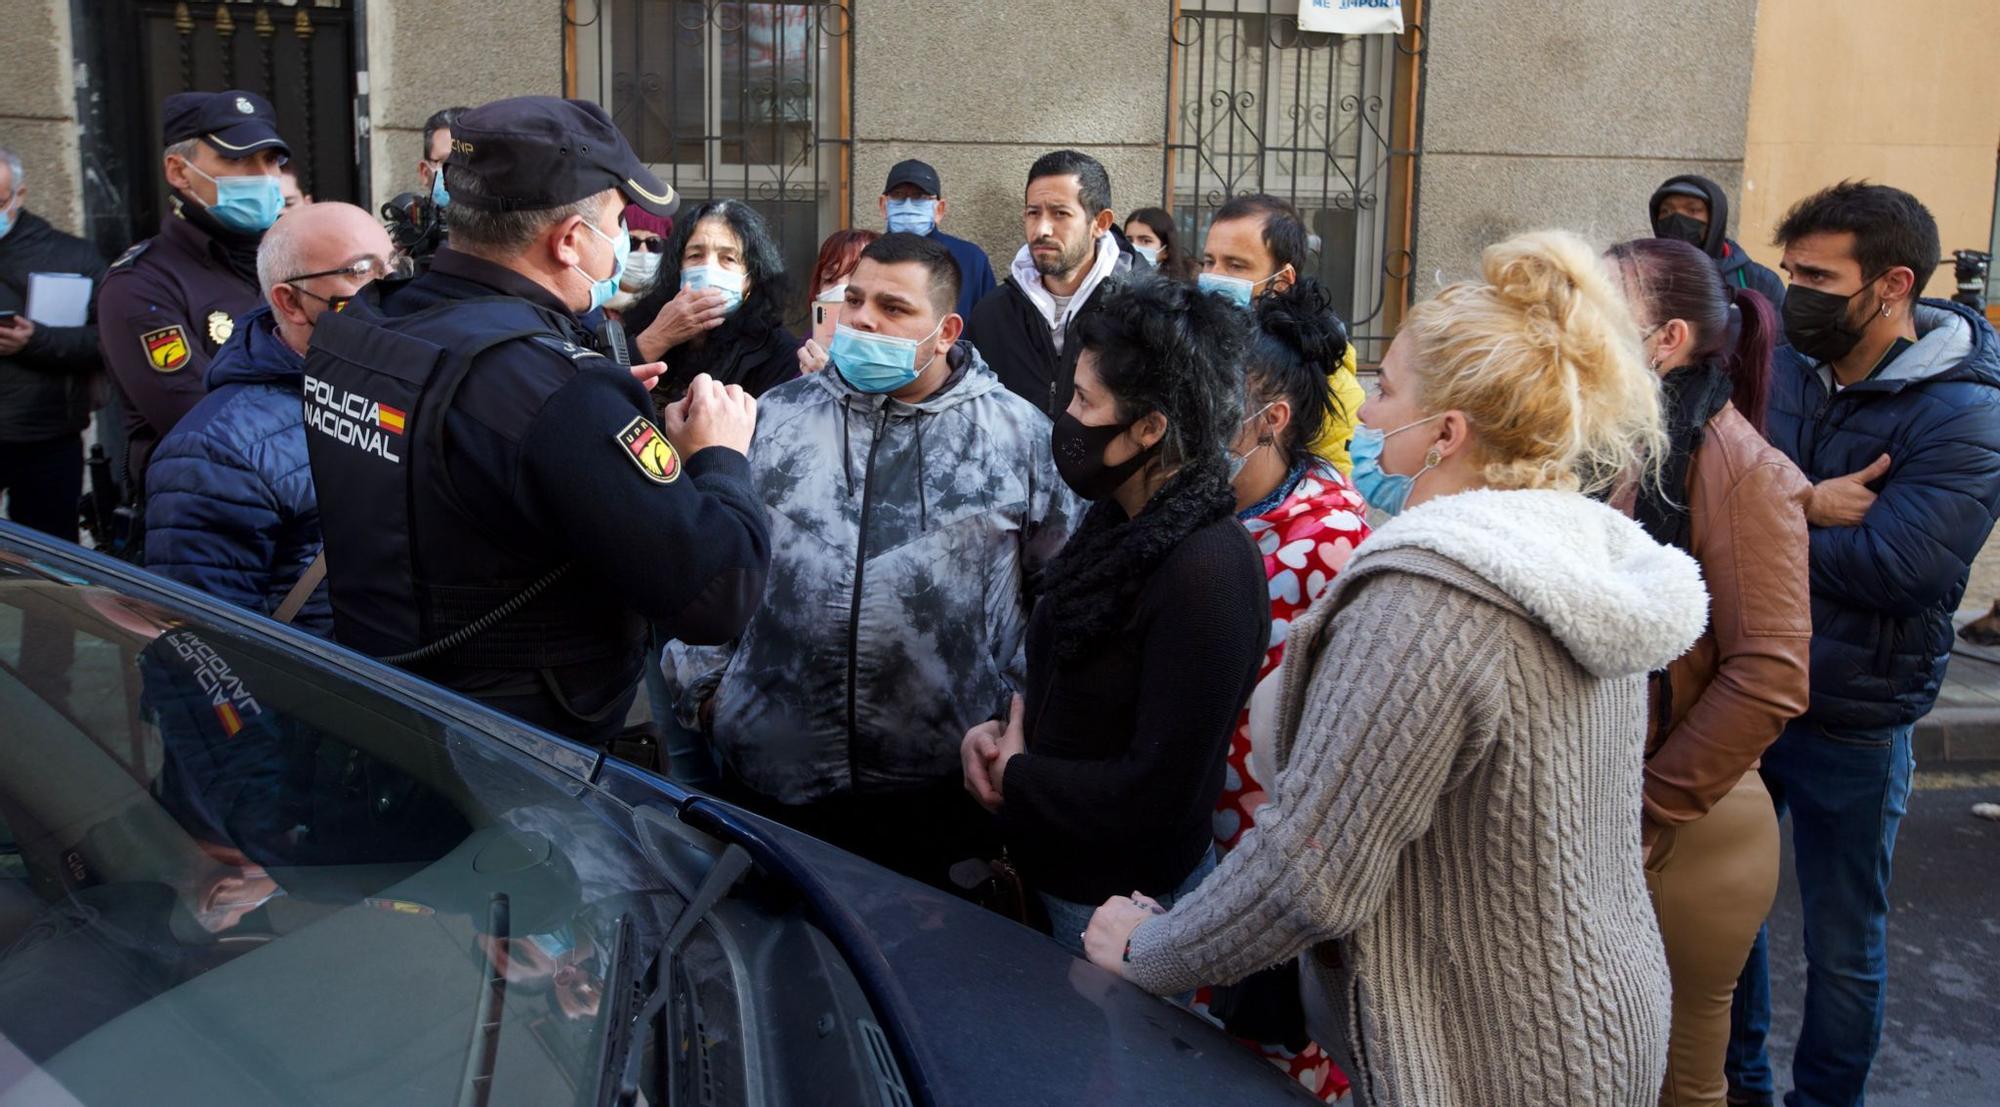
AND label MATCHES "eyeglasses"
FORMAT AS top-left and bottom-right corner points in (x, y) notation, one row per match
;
(283, 253), (416, 285)
(629, 238), (667, 254)
(283, 254), (414, 314)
